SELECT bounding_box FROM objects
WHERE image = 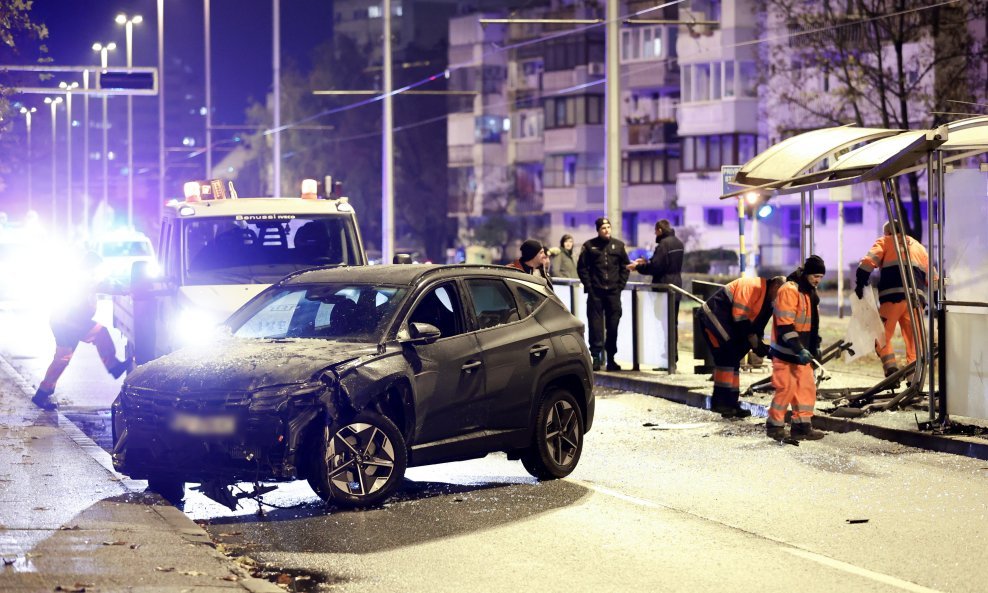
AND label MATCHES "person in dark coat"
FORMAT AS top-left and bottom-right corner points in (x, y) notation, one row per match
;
(550, 234), (578, 278)
(507, 239), (552, 287)
(577, 217), (631, 371)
